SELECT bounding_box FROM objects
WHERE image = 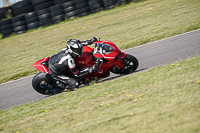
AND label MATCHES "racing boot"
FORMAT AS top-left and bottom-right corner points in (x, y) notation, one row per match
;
(54, 75), (79, 91)
(67, 78), (80, 91)
(56, 81), (66, 89)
